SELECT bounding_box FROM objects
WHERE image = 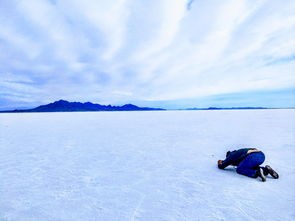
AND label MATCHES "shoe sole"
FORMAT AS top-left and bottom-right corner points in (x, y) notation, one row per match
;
(266, 165), (279, 179)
